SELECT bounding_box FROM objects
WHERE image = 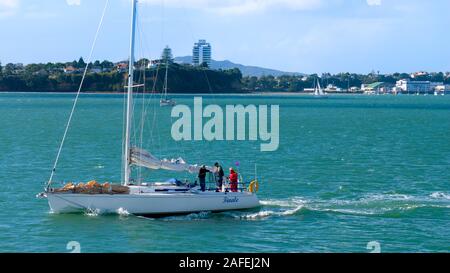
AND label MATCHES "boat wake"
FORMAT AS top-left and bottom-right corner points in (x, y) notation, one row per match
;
(84, 208), (101, 217)
(161, 211), (212, 221)
(234, 204), (304, 220)
(116, 207), (130, 217)
(75, 191), (449, 220)
(80, 207), (130, 217)
(230, 192), (450, 219)
(430, 191), (450, 200)
(296, 192), (450, 216)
